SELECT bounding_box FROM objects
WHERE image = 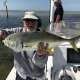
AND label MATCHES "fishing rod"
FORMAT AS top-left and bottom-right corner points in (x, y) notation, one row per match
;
(4, 0), (9, 27)
(4, 0), (8, 19)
